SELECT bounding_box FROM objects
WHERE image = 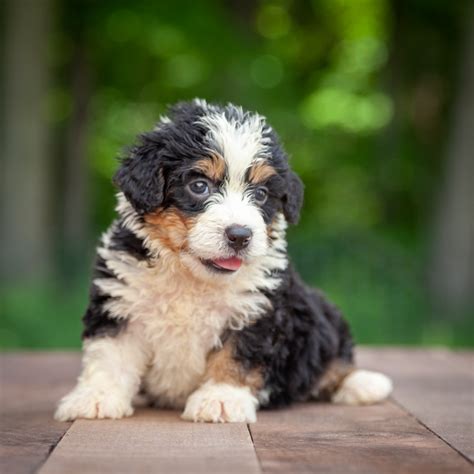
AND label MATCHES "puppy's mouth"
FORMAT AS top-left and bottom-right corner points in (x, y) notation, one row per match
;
(201, 257), (243, 273)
